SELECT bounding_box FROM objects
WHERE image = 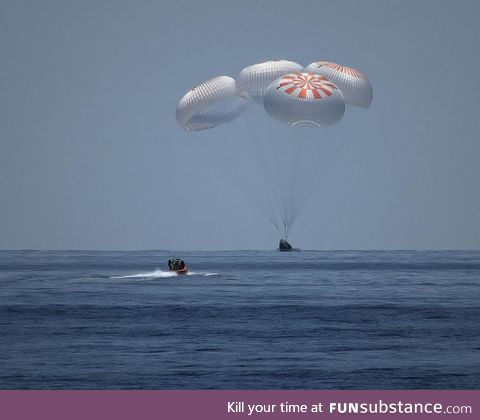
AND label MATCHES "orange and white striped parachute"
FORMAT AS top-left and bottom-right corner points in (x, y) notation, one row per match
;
(303, 61), (373, 108)
(263, 72), (345, 127)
